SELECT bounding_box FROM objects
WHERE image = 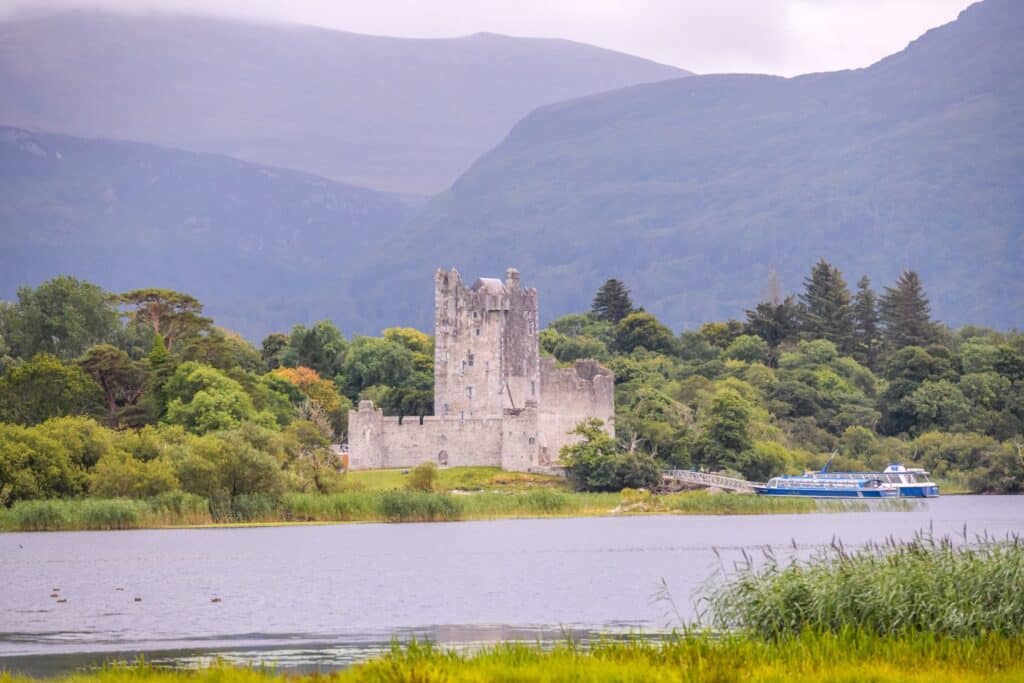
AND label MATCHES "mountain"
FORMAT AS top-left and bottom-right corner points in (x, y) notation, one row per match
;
(358, 0), (1024, 332)
(0, 126), (413, 339)
(0, 11), (686, 195)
